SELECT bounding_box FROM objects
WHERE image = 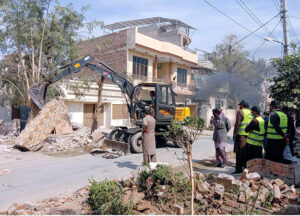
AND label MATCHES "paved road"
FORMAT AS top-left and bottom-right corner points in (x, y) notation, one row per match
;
(0, 135), (233, 210)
